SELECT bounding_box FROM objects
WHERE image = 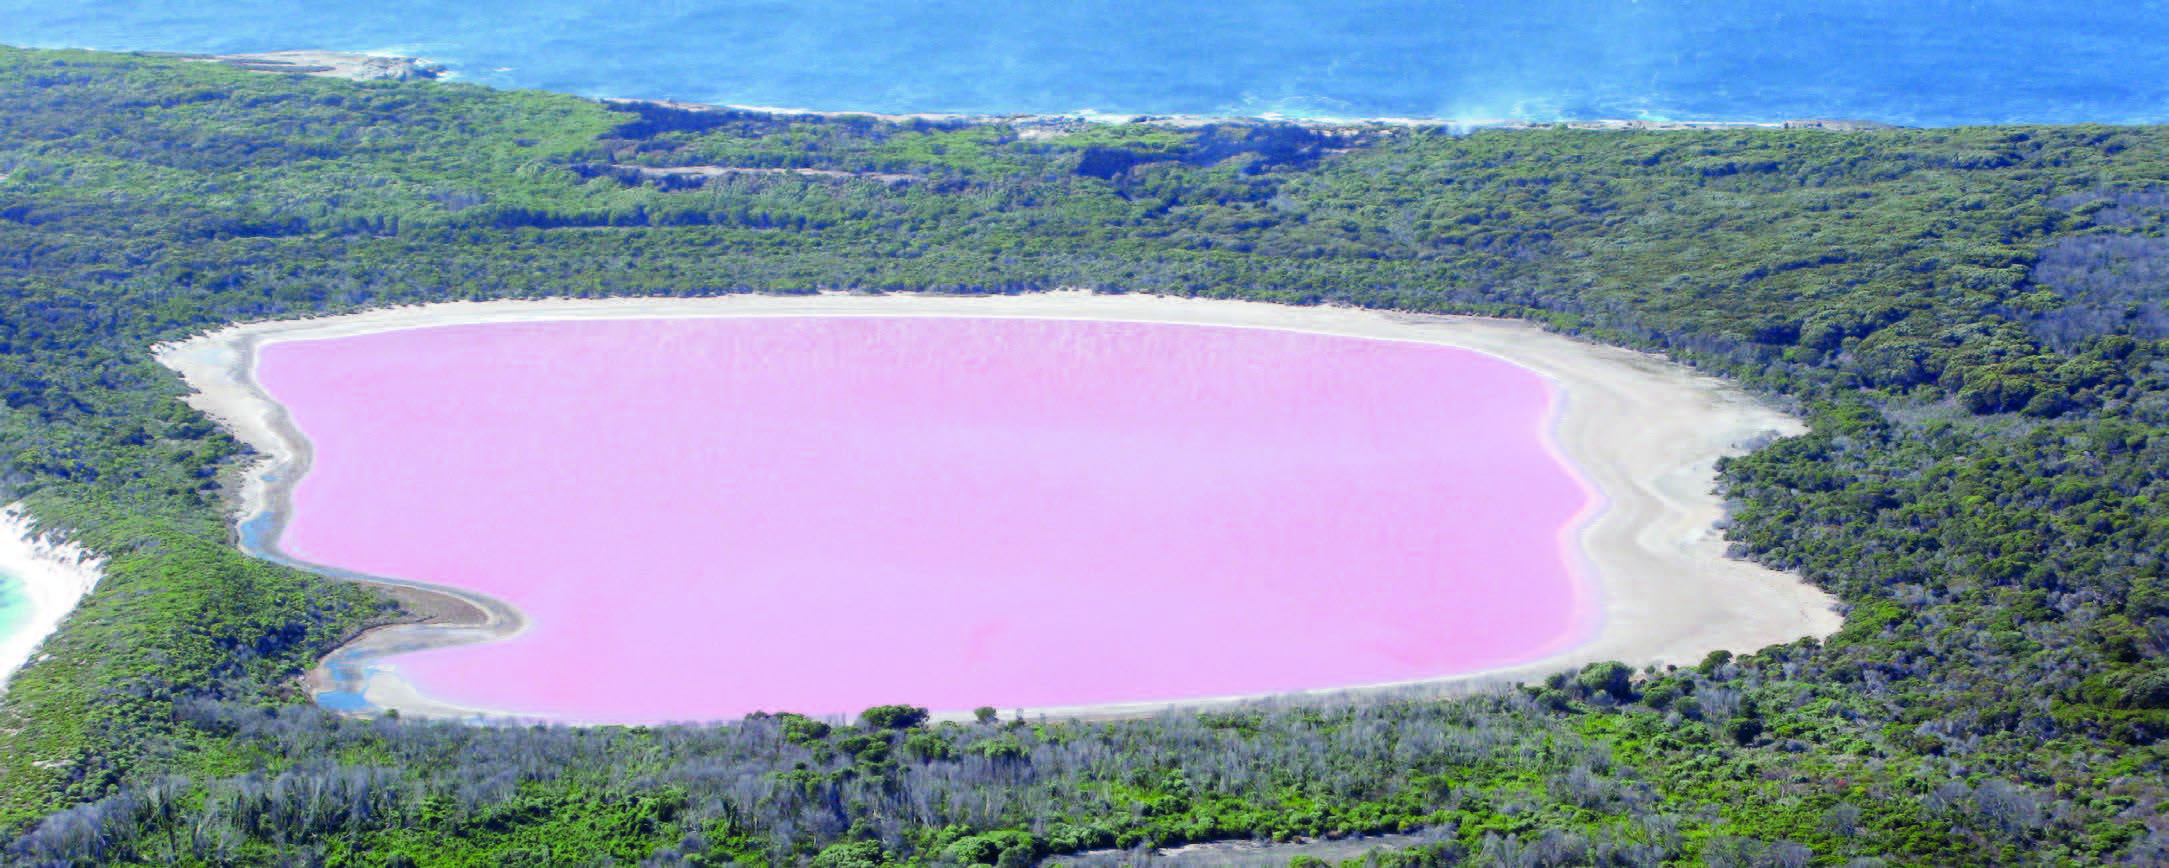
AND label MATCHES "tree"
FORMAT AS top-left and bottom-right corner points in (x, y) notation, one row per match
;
(857, 705), (930, 730)
(1576, 661), (1636, 703)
